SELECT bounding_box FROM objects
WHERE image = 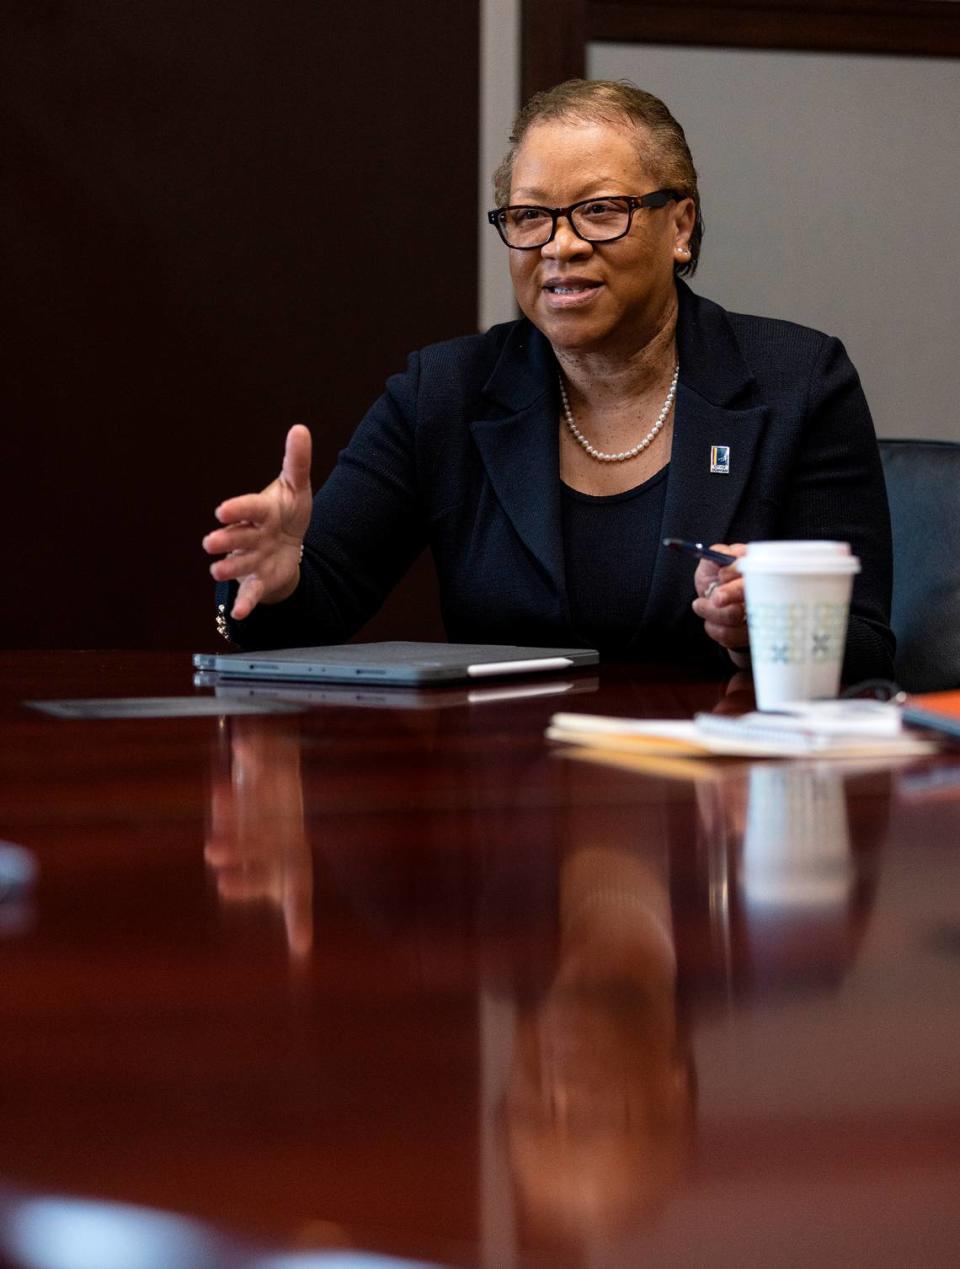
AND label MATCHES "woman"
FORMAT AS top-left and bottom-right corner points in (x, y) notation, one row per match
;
(203, 79), (894, 680)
